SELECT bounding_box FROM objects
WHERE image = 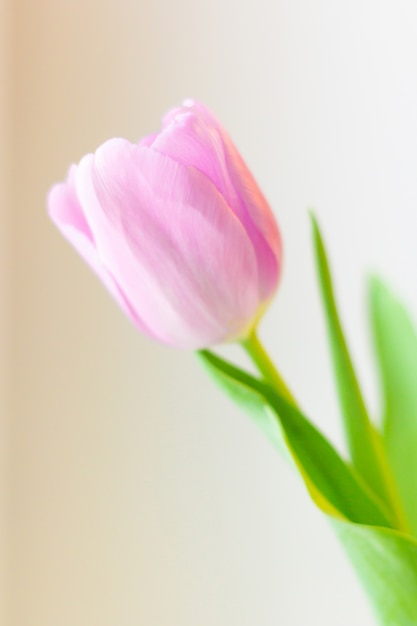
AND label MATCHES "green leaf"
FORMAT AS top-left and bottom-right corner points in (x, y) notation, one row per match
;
(310, 213), (393, 510)
(199, 350), (392, 527)
(333, 520), (417, 626)
(369, 277), (417, 536)
(199, 349), (417, 625)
